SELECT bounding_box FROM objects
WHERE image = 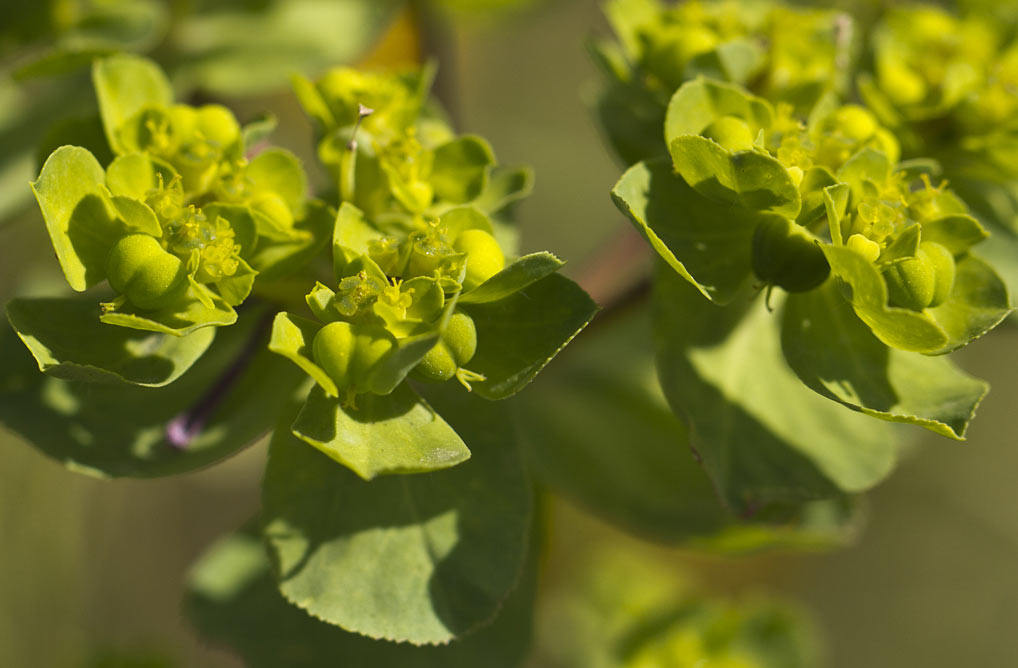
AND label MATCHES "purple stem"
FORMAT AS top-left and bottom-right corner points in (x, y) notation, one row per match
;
(165, 309), (275, 450)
